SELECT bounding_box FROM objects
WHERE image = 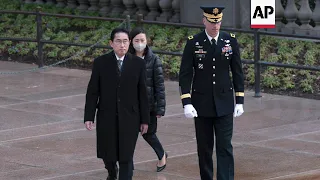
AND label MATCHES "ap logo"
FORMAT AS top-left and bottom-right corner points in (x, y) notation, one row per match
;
(251, 0), (275, 28)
